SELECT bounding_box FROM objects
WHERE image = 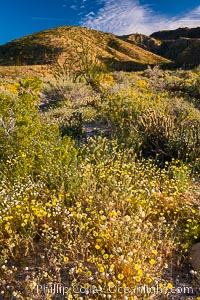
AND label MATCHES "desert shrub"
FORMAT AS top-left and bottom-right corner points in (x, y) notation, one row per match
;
(40, 78), (76, 109)
(143, 67), (200, 108)
(0, 78), (41, 160)
(50, 39), (109, 95)
(138, 108), (176, 160)
(60, 111), (84, 140)
(99, 84), (200, 169)
(41, 76), (104, 111)
(0, 78), (78, 191)
(138, 104), (200, 164)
